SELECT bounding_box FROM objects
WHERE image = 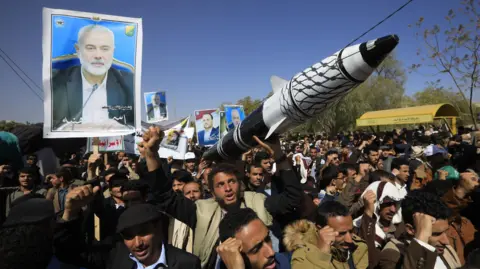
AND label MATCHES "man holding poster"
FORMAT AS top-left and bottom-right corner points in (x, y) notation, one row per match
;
(42, 8), (142, 138)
